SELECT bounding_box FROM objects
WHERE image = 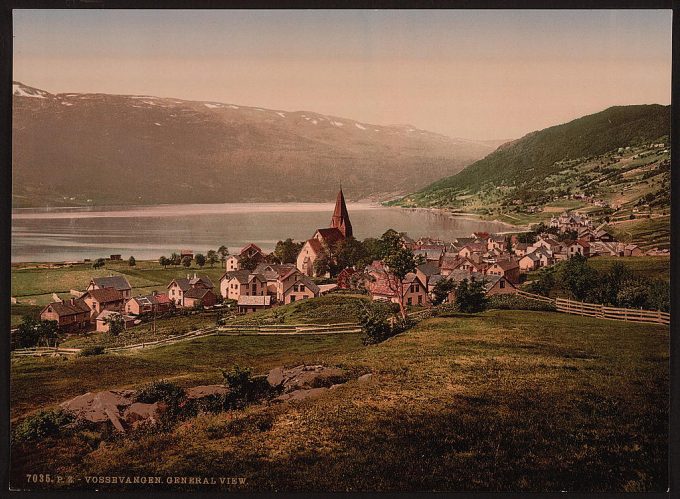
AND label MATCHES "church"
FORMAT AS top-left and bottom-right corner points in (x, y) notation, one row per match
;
(296, 188), (353, 277)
